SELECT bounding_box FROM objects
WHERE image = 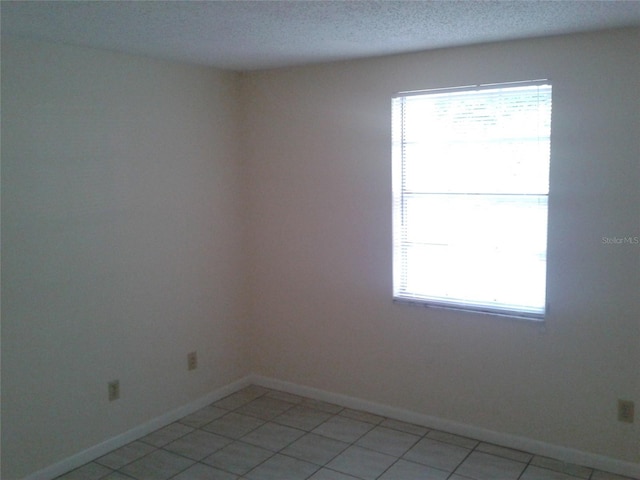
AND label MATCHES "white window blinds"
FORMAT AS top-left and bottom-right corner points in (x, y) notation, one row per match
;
(392, 81), (552, 319)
